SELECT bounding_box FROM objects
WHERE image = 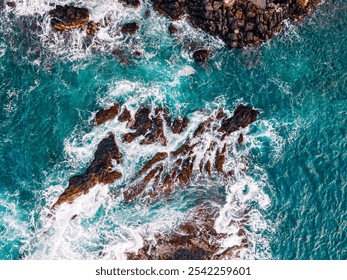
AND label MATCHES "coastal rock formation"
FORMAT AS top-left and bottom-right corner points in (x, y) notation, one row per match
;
(54, 103), (258, 208)
(121, 22), (140, 34)
(118, 0), (141, 8)
(151, 0), (320, 48)
(123, 104), (258, 203)
(49, 5), (101, 36)
(94, 103), (120, 126)
(127, 207), (248, 260)
(52, 133), (122, 208)
(193, 49), (212, 62)
(49, 5), (90, 32)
